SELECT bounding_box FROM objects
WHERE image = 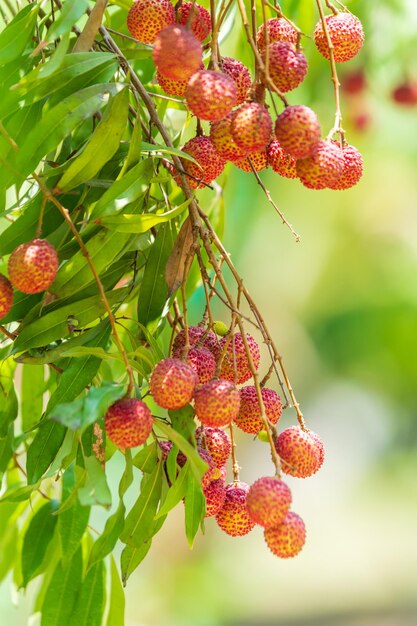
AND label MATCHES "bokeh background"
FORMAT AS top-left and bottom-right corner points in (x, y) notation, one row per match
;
(2, 0), (417, 624)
